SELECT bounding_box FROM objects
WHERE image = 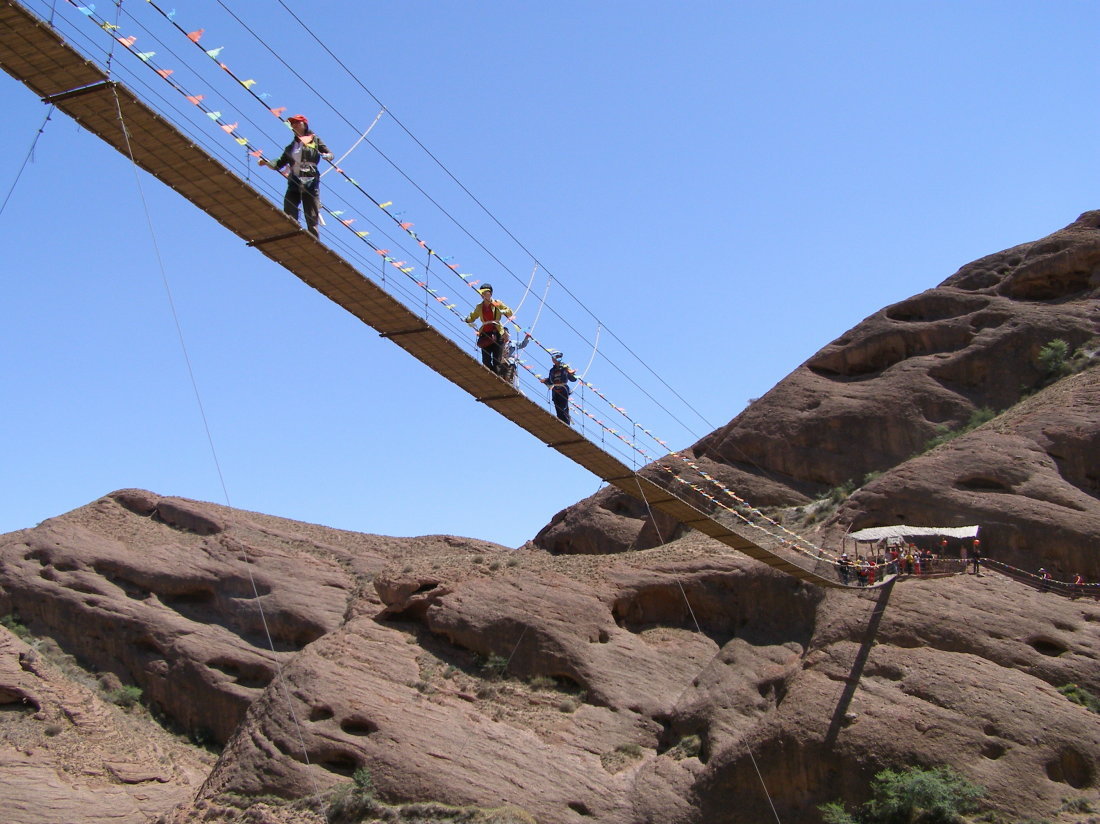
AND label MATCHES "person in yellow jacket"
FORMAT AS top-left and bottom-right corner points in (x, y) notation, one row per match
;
(465, 284), (513, 373)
